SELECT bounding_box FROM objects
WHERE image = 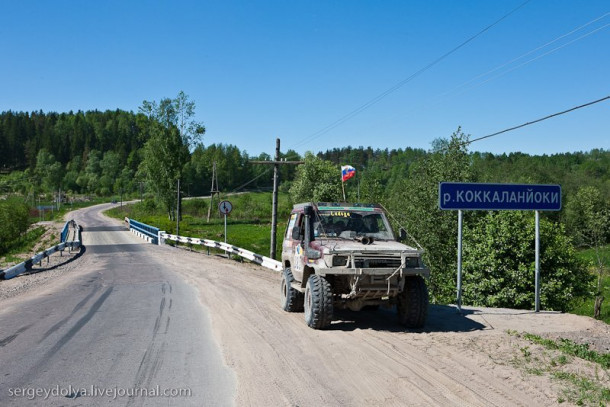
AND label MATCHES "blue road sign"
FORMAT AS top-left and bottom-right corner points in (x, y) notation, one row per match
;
(439, 183), (561, 211)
